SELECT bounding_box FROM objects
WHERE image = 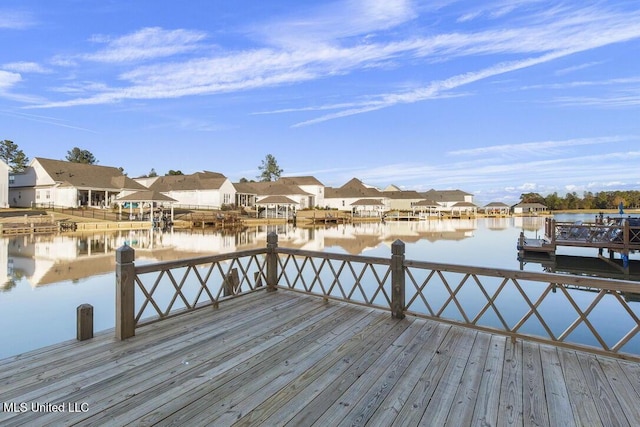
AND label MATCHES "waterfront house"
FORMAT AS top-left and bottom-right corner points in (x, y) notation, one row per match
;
(277, 176), (325, 208)
(8, 157), (147, 208)
(233, 181), (314, 217)
(324, 178), (389, 212)
(513, 202), (548, 215)
(382, 186), (425, 211)
(142, 171), (236, 210)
